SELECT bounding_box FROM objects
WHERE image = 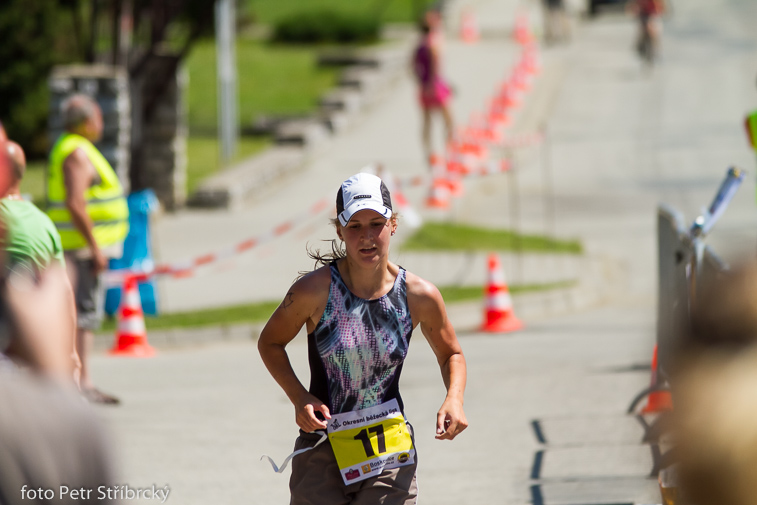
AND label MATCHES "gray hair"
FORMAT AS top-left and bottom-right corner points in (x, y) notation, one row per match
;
(61, 94), (99, 130)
